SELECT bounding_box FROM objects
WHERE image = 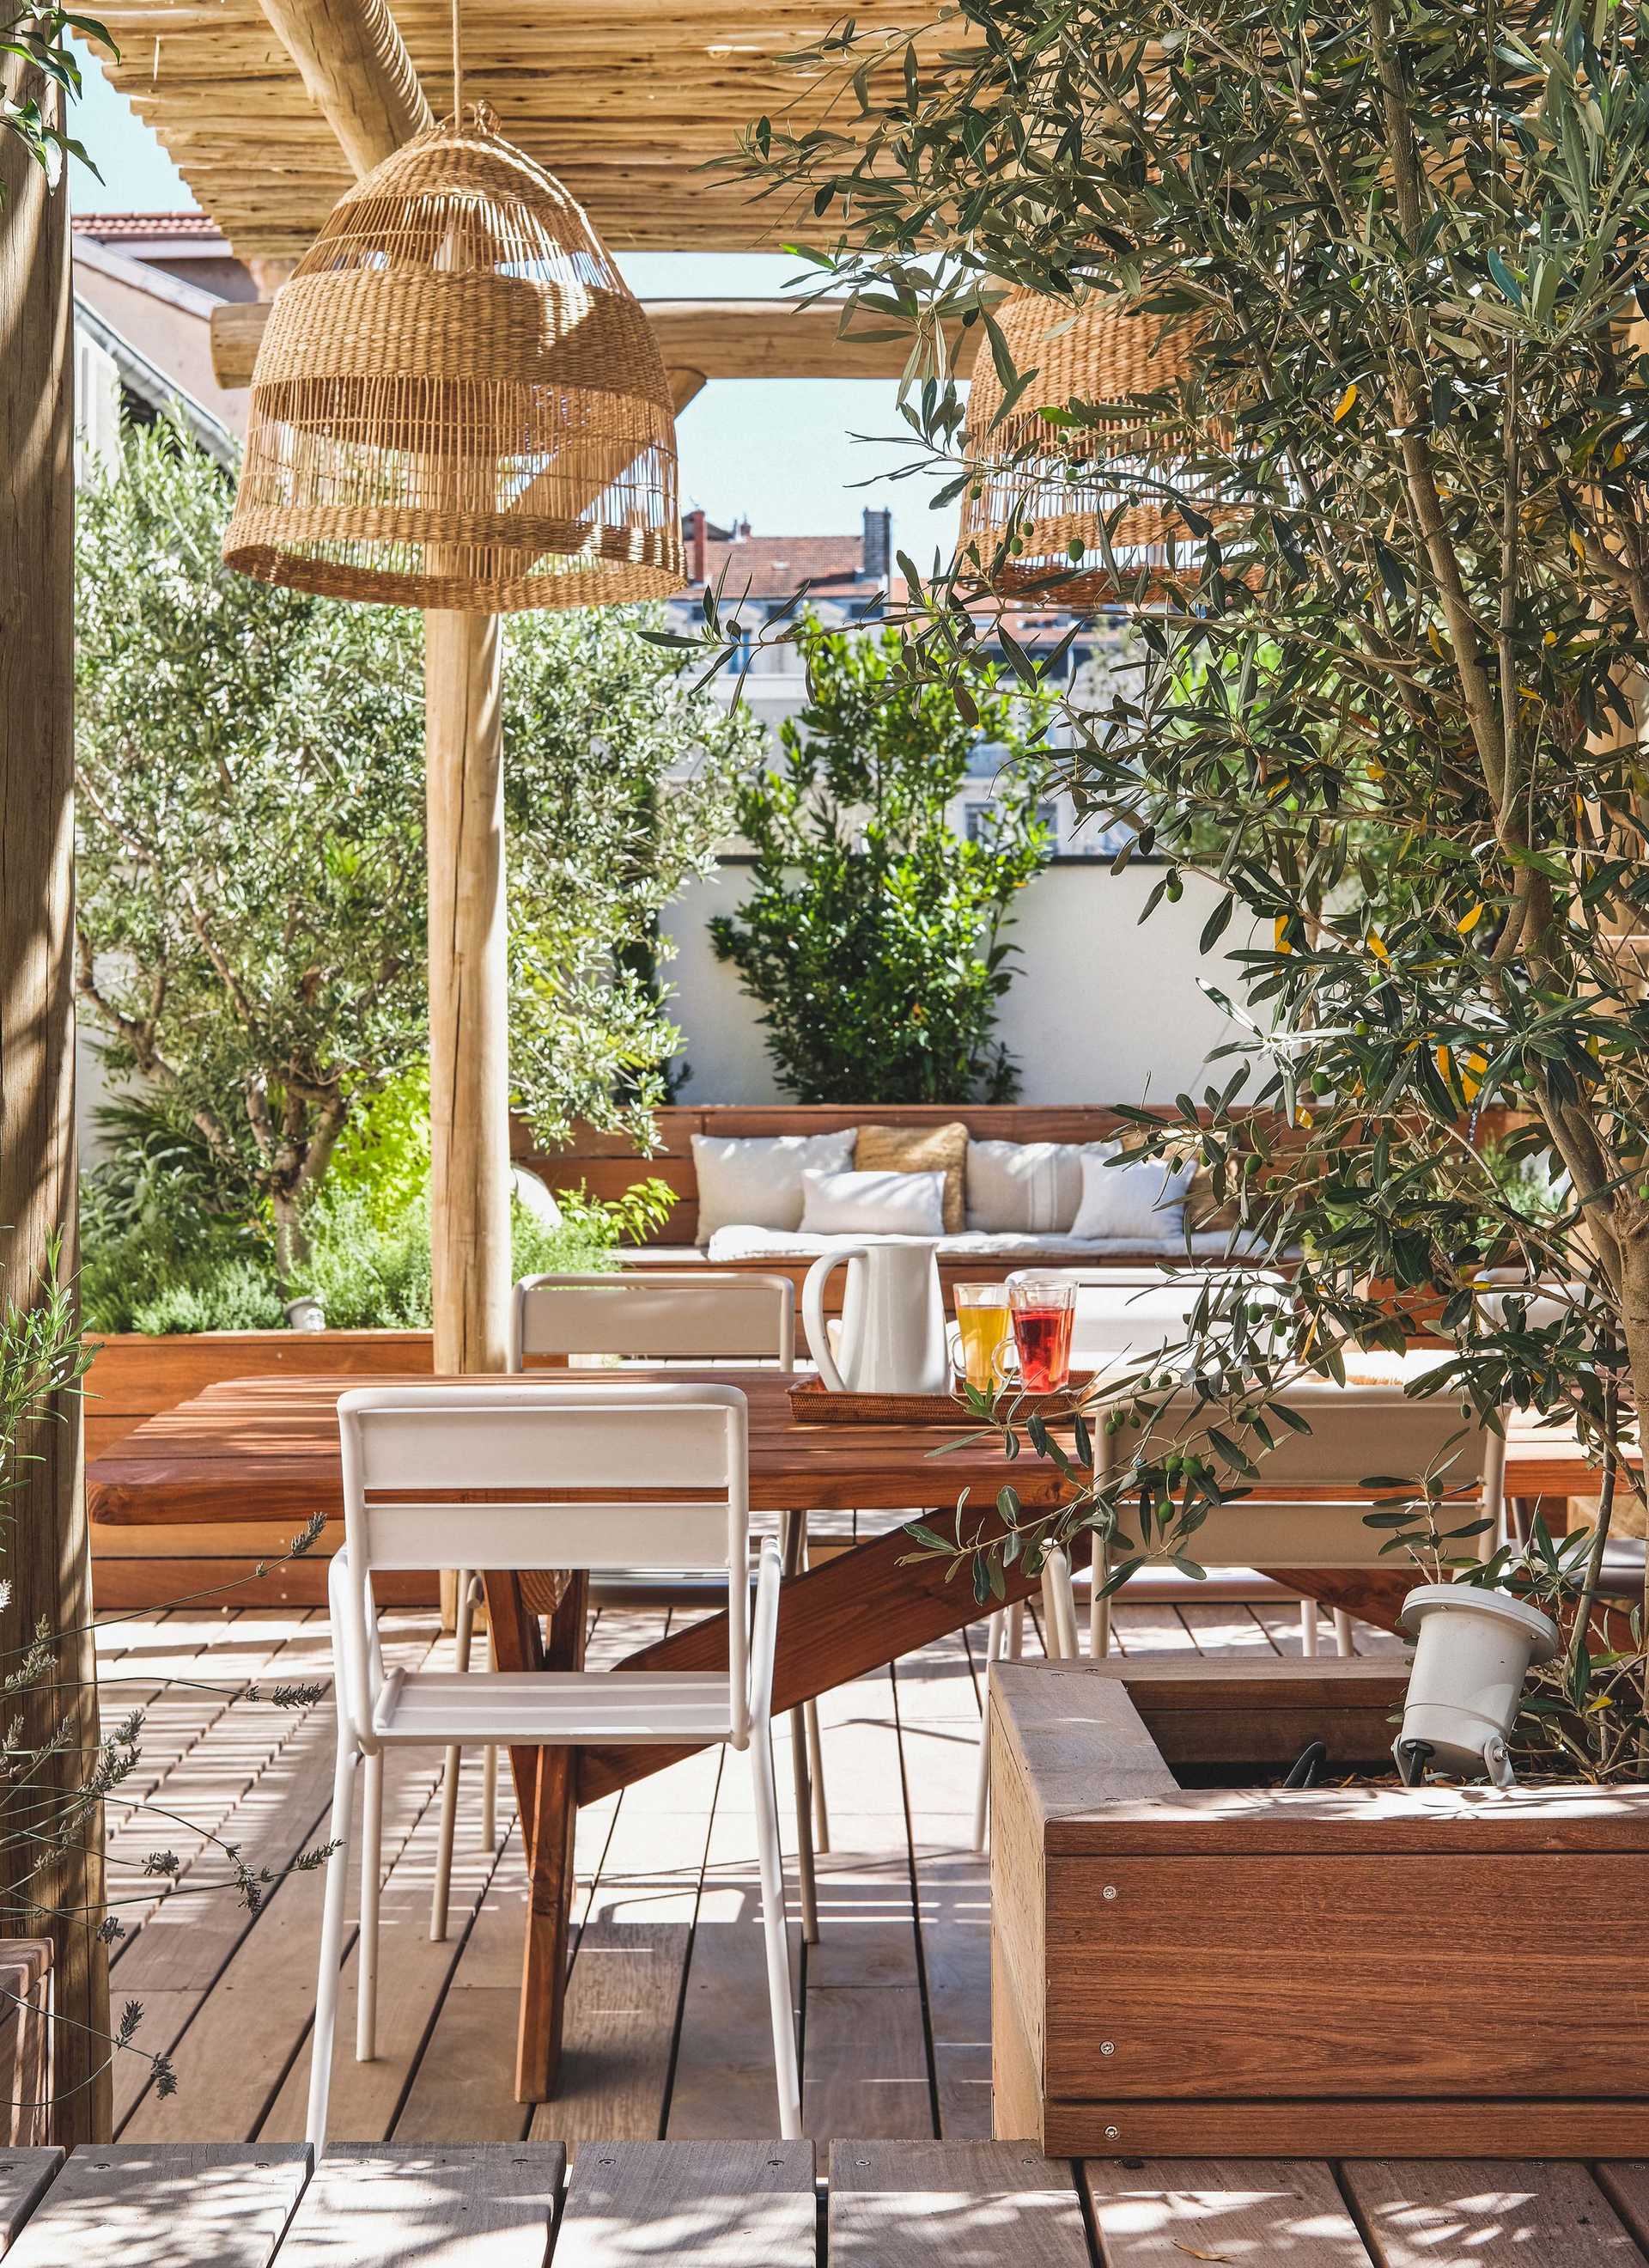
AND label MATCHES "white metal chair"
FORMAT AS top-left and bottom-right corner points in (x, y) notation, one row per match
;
(308, 1380), (800, 2148)
(432, 1271), (830, 1946)
(972, 1265), (1290, 1847)
(971, 1305), (1502, 1845)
